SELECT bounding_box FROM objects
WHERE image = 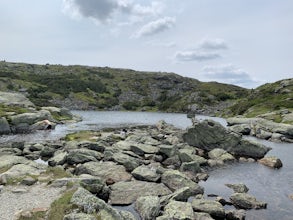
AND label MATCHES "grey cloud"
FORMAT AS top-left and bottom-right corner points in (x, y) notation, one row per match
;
(175, 51), (221, 61)
(198, 38), (228, 50)
(133, 17), (176, 38)
(63, 0), (164, 23)
(201, 64), (258, 88)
